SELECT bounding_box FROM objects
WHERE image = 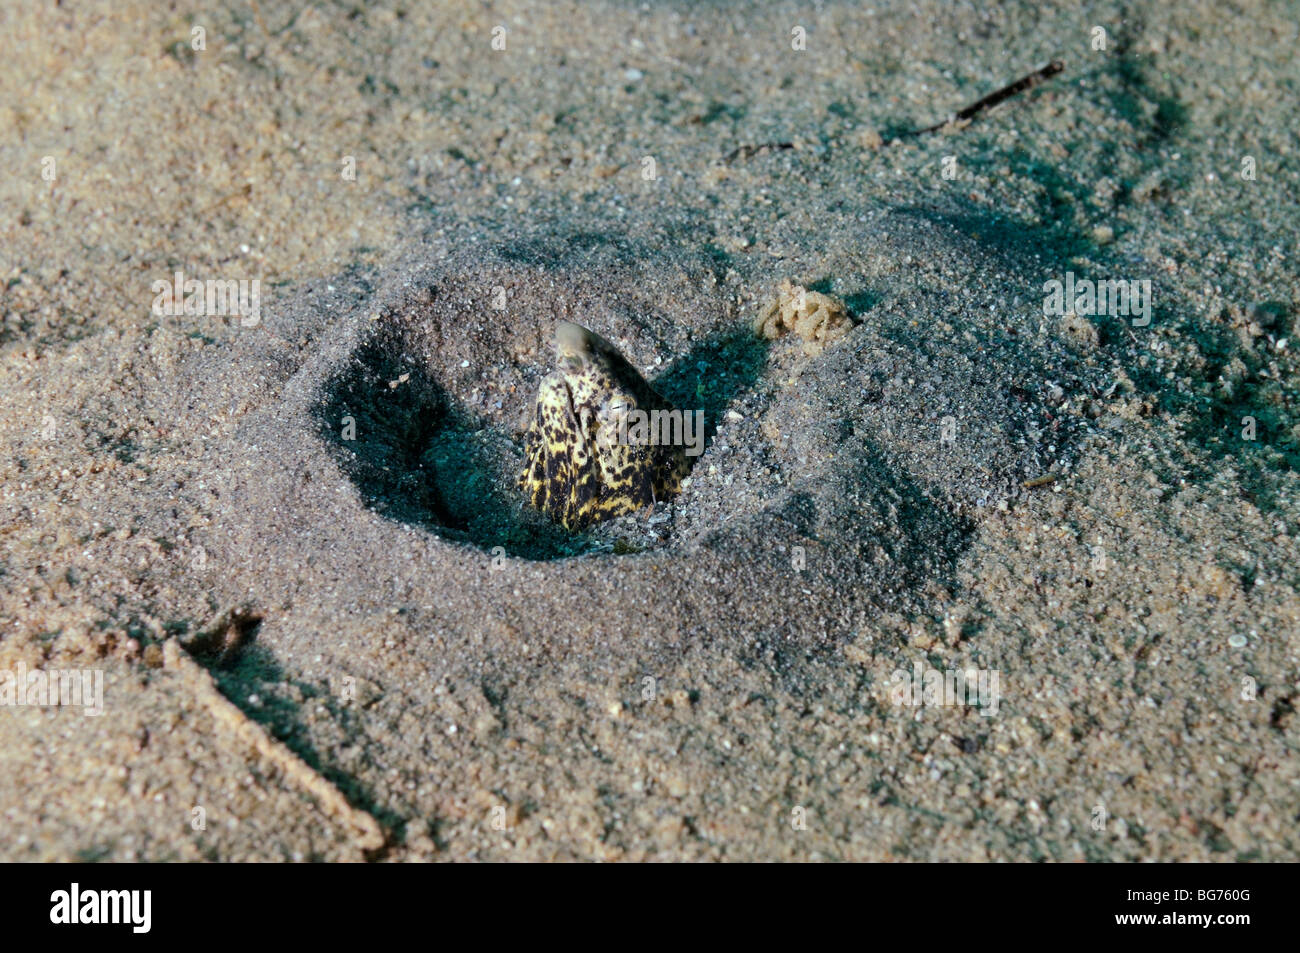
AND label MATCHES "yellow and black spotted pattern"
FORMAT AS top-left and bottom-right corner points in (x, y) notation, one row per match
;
(519, 321), (689, 530)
